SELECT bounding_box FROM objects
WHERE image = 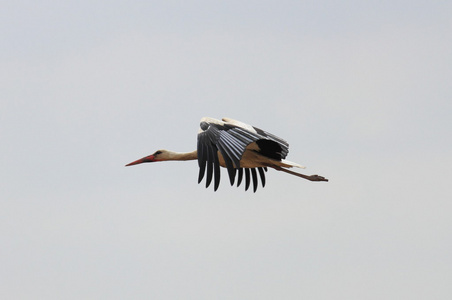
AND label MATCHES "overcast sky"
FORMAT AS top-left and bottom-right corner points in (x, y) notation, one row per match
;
(2, 1), (451, 299)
